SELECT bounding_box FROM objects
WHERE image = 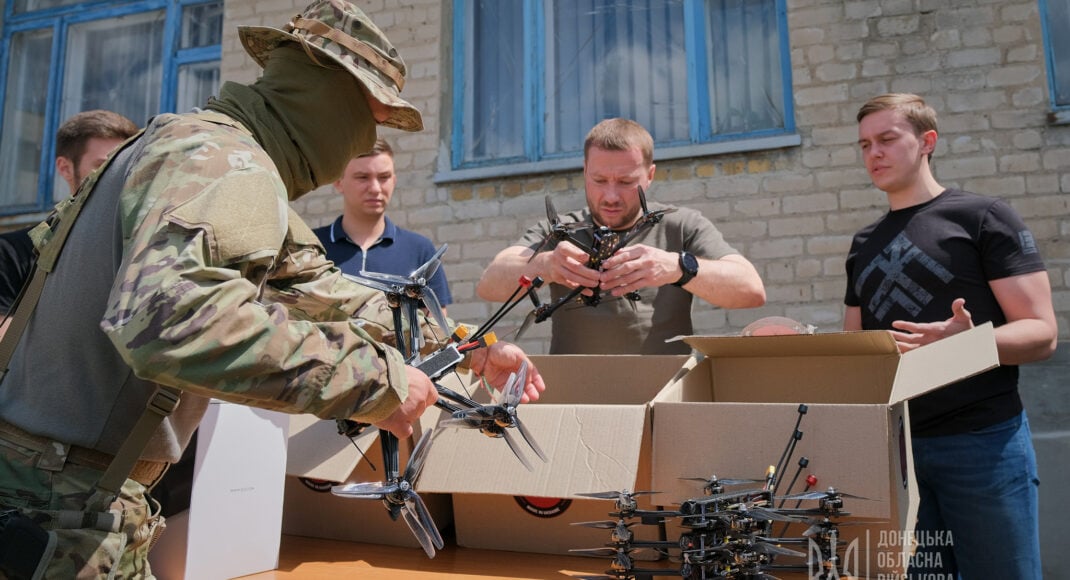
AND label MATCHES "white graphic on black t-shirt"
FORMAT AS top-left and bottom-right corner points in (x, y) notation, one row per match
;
(855, 233), (953, 322)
